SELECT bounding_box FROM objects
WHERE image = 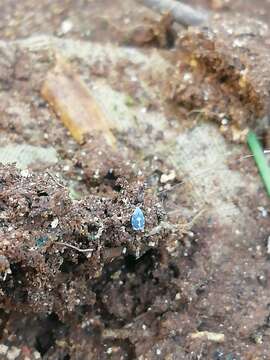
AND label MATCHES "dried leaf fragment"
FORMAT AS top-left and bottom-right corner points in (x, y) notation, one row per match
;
(41, 55), (115, 146)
